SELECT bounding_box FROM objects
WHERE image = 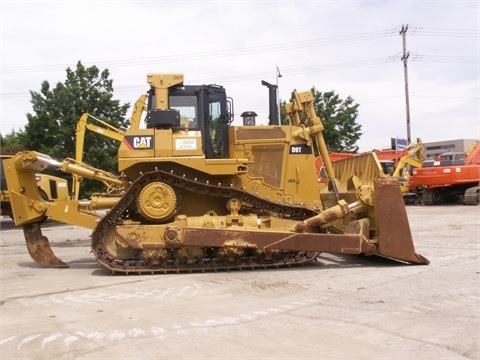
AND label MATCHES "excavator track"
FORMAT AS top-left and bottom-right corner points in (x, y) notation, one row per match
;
(91, 170), (320, 274)
(421, 189), (436, 205)
(464, 185), (480, 205)
(423, 185), (480, 205)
